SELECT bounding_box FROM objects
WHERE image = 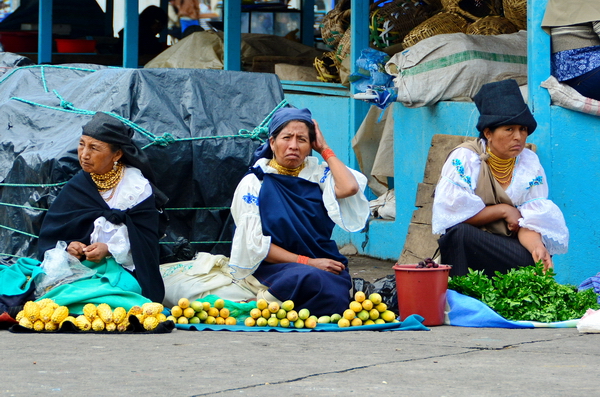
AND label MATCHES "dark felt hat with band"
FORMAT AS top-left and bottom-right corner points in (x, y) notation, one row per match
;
(473, 79), (537, 134)
(82, 112), (157, 184)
